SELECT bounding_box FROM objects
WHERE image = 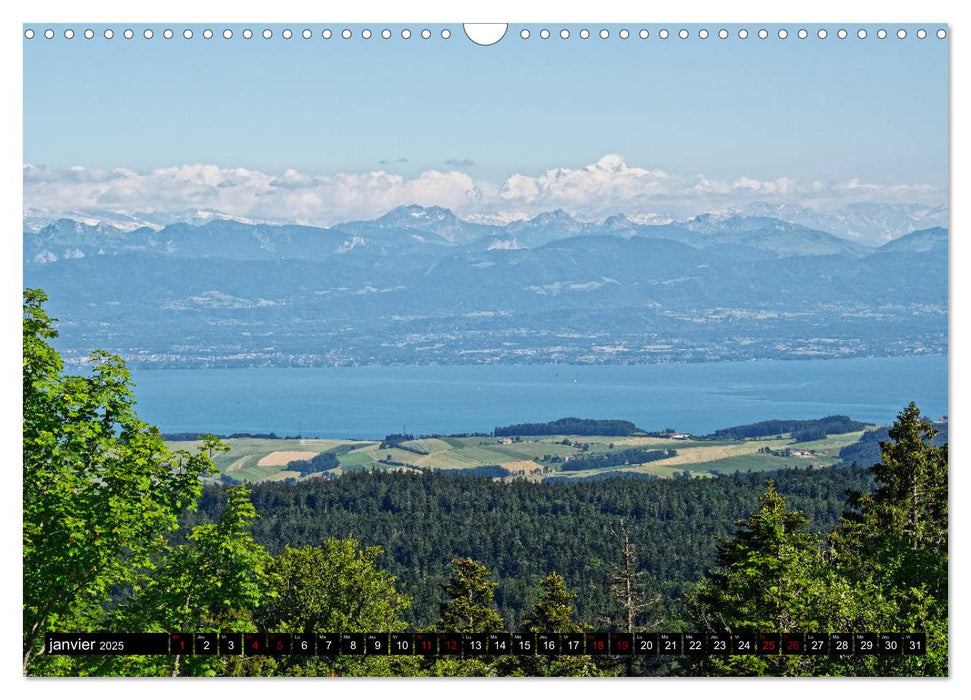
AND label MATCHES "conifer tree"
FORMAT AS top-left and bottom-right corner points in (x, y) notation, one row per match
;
(431, 558), (505, 677)
(827, 402), (948, 676)
(437, 558), (504, 633)
(832, 402), (947, 579)
(687, 482), (830, 675)
(692, 483), (820, 632)
(509, 572), (609, 677)
(523, 572), (582, 633)
(688, 405), (949, 678)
